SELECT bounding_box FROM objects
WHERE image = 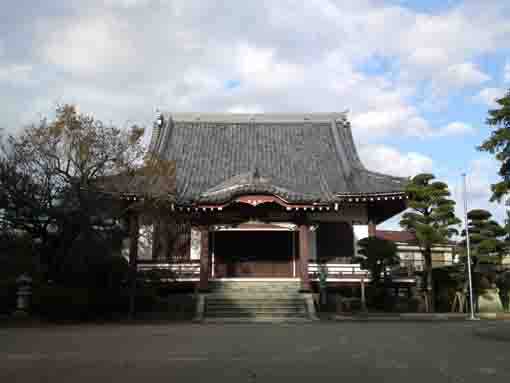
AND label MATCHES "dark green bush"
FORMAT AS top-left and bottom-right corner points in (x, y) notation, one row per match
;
(31, 283), (166, 321)
(0, 278), (18, 314)
(90, 287), (130, 317)
(32, 285), (93, 321)
(135, 285), (164, 312)
(479, 275), (491, 291)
